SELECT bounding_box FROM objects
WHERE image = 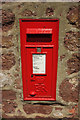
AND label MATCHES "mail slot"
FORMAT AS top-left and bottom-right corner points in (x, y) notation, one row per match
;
(19, 19), (59, 101)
